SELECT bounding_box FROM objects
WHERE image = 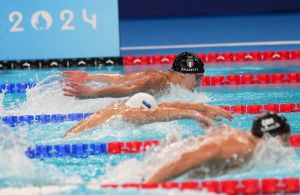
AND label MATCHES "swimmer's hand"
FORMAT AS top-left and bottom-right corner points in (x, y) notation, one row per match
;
(202, 104), (233, 121)
(62, 82), (98, 98)
(63, 130), (73, 138)
(194, 112), (214, 129)
(60, 70), (89, 83)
